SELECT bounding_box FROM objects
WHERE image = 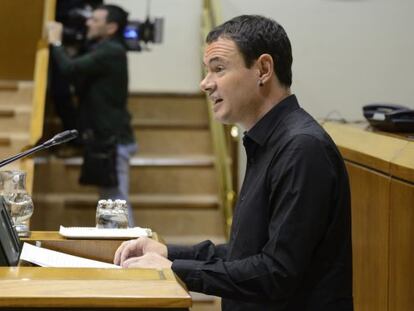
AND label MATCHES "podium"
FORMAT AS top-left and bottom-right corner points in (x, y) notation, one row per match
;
(323, 122), (414, 311)
(0, 232), (191, 310)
